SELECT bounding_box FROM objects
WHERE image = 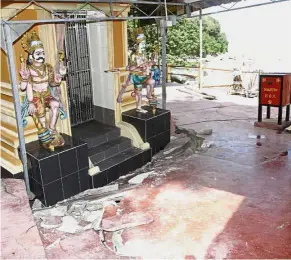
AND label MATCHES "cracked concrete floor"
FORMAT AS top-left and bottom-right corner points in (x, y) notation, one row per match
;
(43, 87), (290, 259)
(105, 87), (291, 259)
(3, 87), (290, 259)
